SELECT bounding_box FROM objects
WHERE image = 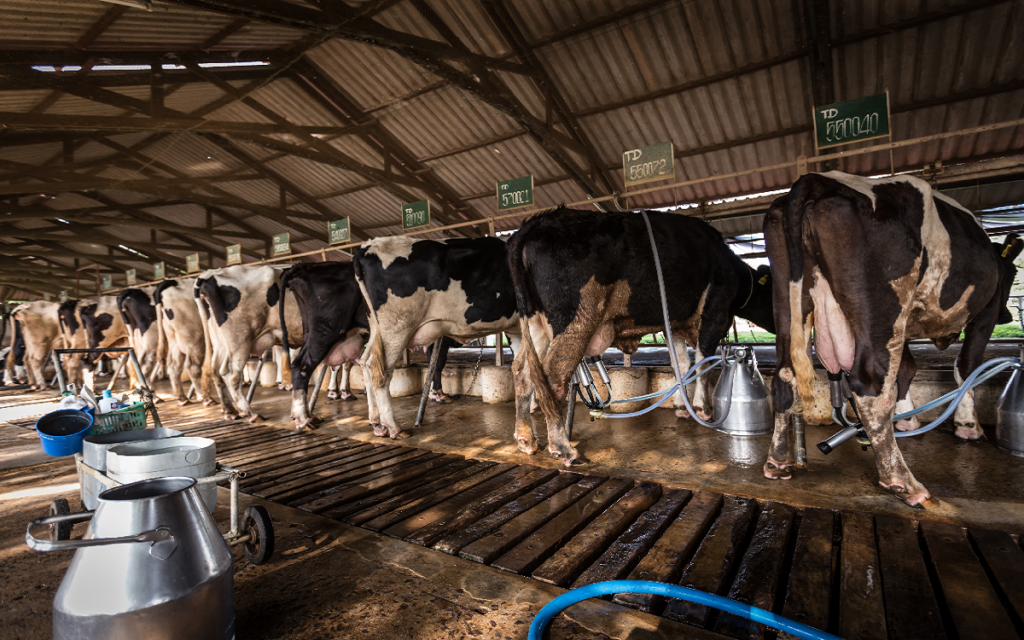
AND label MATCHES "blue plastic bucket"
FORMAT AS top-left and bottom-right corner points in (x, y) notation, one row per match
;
(36, 410), (95, 457)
